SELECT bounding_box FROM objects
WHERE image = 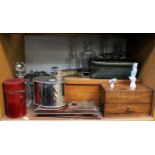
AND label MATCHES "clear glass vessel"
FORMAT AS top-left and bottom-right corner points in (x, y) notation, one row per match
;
(68, 50), (80, 69)
(15, 61), (26, 78)
(81, 41), (96, 71)
(66, 38), (80, 69)
(24, 70), (34, 107)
